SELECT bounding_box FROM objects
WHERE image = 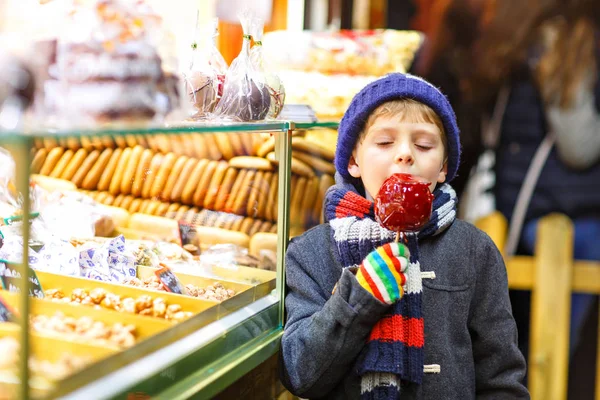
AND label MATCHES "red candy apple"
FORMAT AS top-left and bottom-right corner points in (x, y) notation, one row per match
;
(374, 173), (434, 232)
